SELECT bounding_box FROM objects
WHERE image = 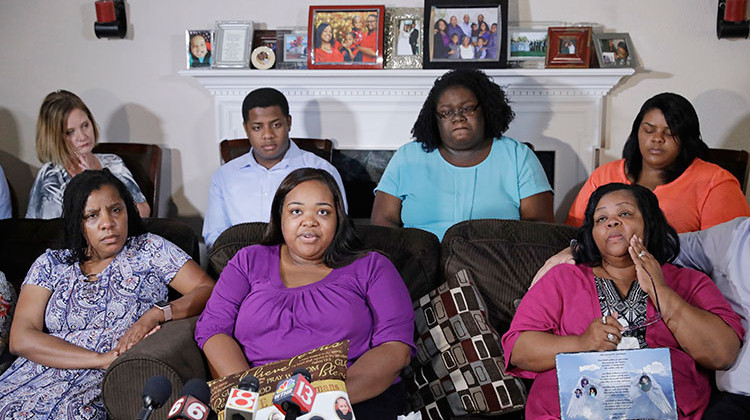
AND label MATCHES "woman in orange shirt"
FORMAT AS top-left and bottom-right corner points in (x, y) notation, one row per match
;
(314, 22), (344, 63)
(567, 92), (749, 233)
